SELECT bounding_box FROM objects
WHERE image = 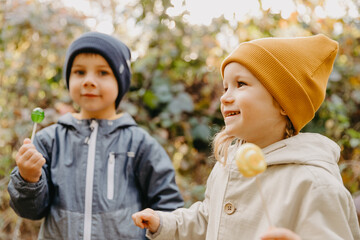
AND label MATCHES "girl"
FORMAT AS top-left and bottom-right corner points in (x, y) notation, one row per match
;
(132, 34), (360, 239)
